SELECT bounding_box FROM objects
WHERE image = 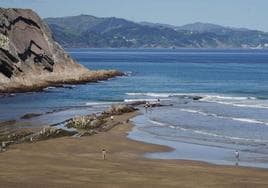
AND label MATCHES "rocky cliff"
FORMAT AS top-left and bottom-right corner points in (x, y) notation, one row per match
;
(0, 8), (122, 93)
